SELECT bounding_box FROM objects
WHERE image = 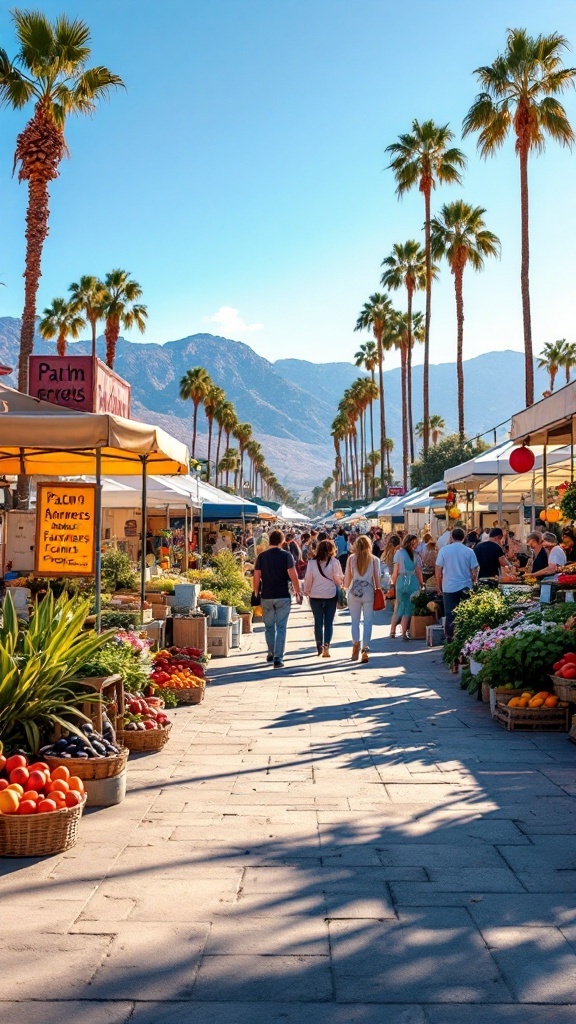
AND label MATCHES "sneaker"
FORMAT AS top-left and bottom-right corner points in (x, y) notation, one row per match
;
(266, 653), (274, 663)
(273, 658), (284, 668)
